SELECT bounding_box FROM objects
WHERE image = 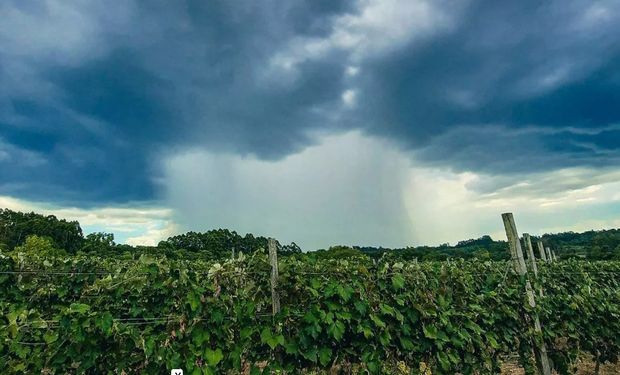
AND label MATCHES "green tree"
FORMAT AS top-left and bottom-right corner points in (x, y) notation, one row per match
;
(314, 245), (367, 260)
(0, 208), (83, 252)
(473, 249), (491, 261)
(281, 241), (302, 254)
(612, 244), (620, 260)
(81, 232), (116, 254)
(13, 235), (66, 257)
